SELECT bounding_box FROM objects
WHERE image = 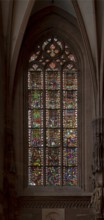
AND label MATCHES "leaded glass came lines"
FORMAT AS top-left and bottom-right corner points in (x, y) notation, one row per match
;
(28, 36), (78, 186)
